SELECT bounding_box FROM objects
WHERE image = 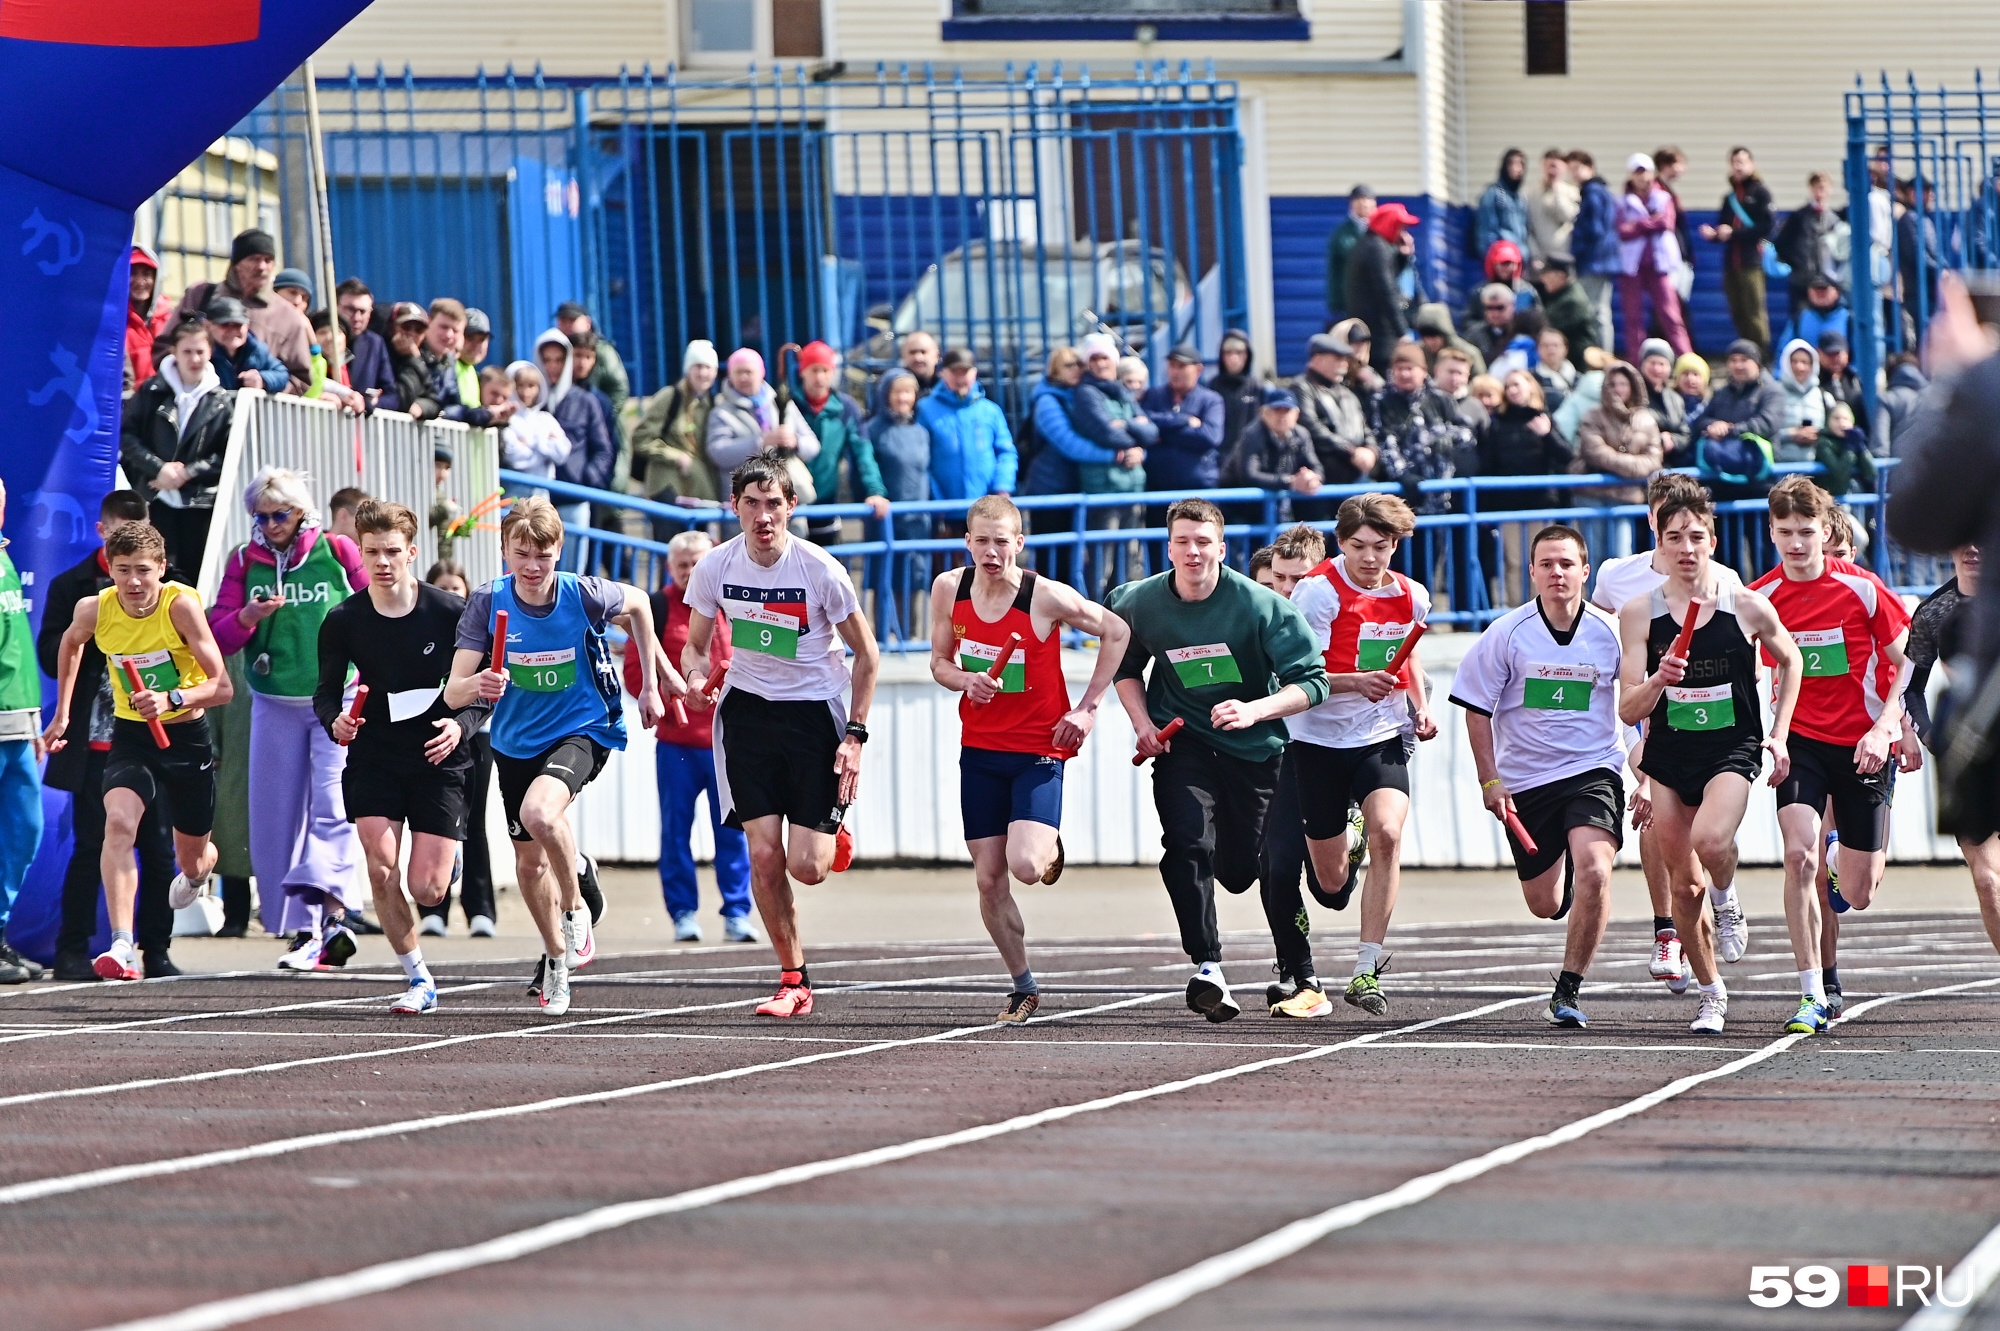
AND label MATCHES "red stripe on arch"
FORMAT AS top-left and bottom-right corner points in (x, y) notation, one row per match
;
(0, 0), (259, 46)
